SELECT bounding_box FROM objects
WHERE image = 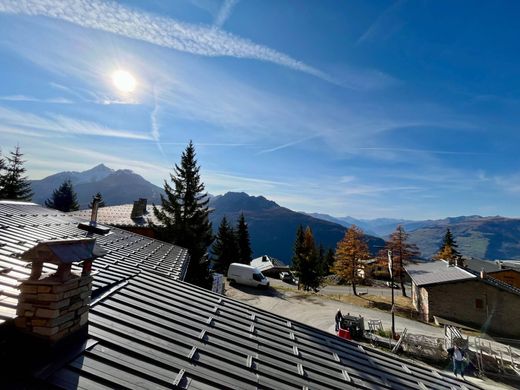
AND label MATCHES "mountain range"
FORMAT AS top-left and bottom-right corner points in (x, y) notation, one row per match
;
(30, 164), (165, 208)
(306, 212), (520, 260)
(29, 165), (520, 261)
(209, 192), (385, 262)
